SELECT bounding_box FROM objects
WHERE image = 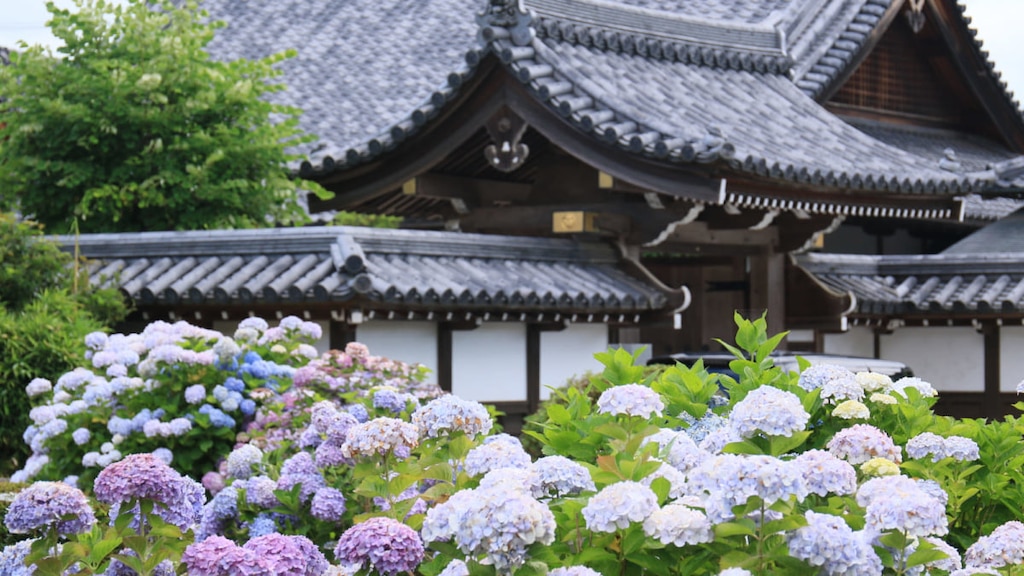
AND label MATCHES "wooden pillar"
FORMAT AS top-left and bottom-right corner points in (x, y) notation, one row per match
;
(437, 323), (453, 393)
(527, 325), (541, 415)
(747, 251), (786, 340)
(329, 320), (357, 350)
(982, 321), (1001, 420)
